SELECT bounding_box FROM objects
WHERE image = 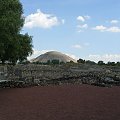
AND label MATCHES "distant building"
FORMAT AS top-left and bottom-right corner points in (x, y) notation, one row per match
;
(31, 51), (77, 63)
